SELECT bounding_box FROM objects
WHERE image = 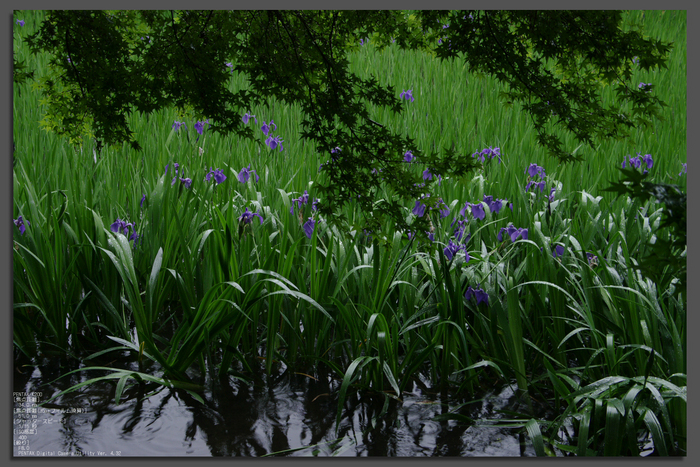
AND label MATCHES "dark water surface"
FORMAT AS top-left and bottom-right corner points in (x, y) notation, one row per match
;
(13, 359), (541, 457)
